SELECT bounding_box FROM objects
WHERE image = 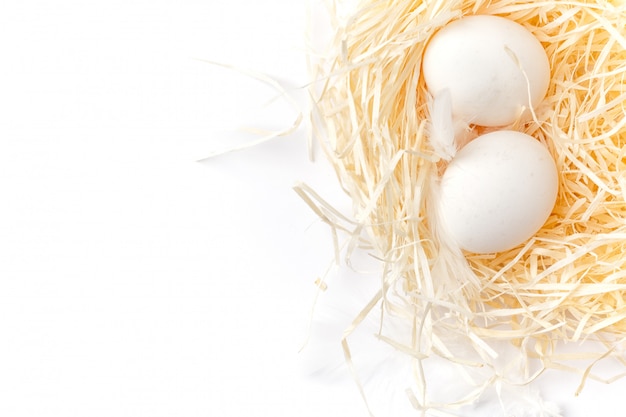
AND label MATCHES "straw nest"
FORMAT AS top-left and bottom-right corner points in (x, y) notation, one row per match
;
(303, 0), (626, 410)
